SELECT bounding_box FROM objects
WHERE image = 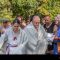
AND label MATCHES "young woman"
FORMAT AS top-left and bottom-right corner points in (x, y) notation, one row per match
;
(0, 19), (28, 54)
